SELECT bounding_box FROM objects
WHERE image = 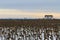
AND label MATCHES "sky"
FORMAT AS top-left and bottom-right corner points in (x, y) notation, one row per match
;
(0, 9), (60, 19)
(0, 0), (60, 12)
(0, 0), (60, 18)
